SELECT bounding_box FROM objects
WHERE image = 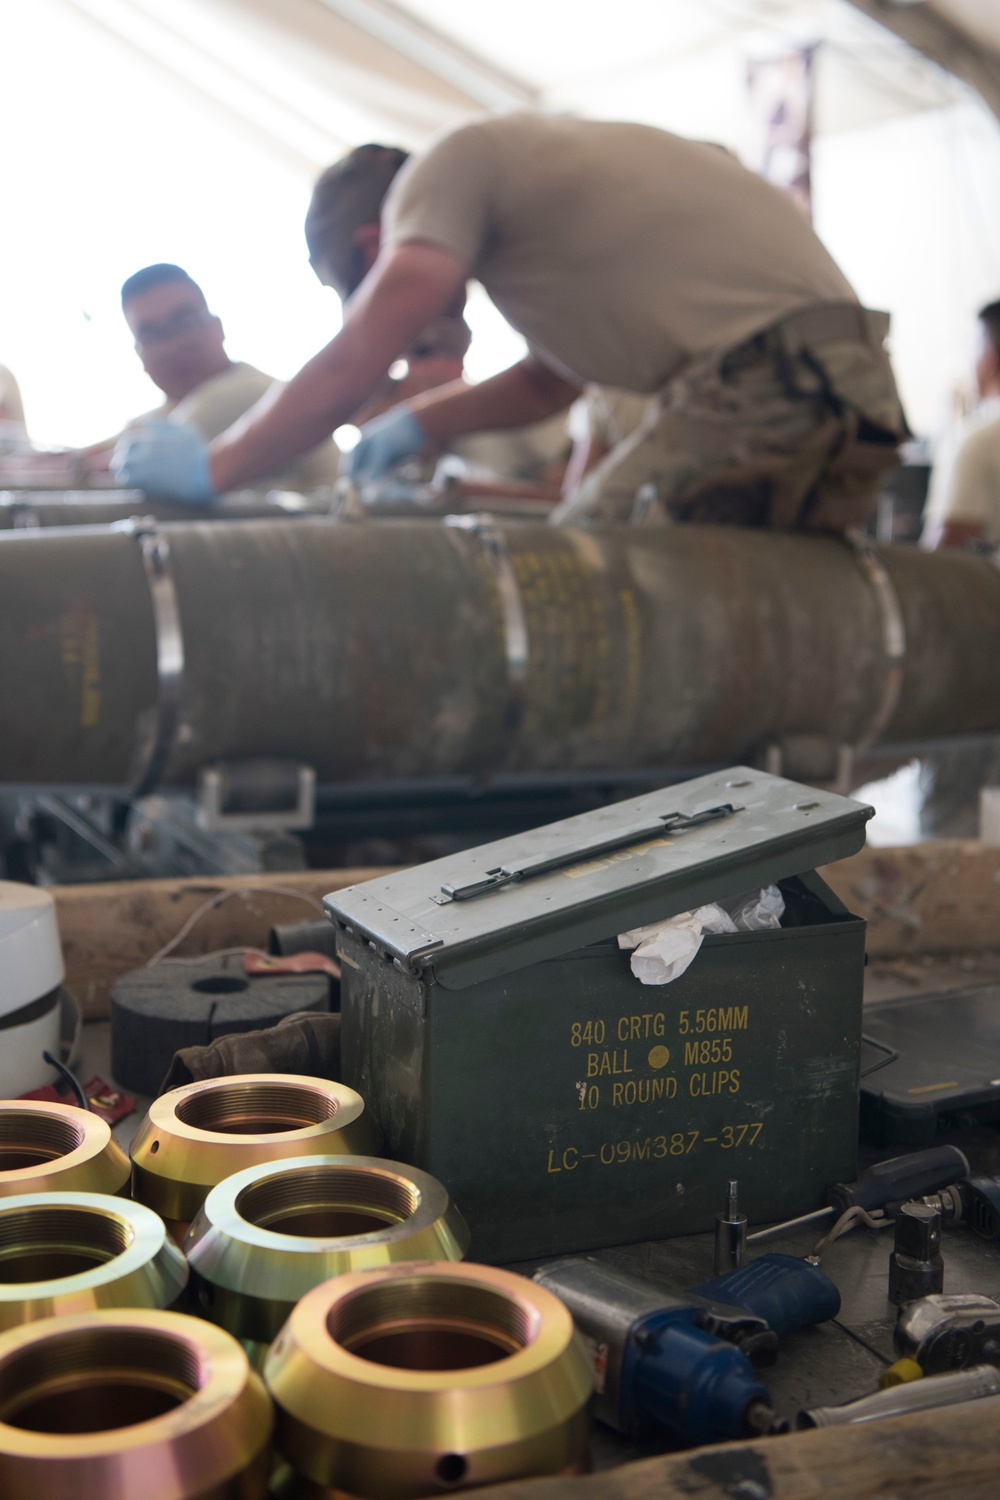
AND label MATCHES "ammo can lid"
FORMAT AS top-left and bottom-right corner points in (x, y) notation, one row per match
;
(324, 767), (873, 990)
